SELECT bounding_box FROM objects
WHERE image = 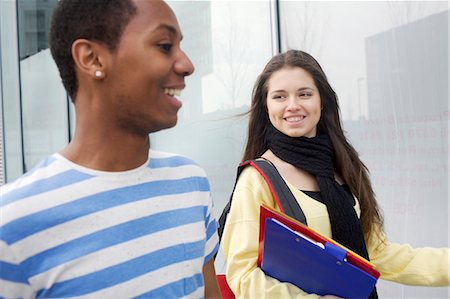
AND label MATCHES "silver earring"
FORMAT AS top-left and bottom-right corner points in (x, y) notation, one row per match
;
(95, 70), (103, 78)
